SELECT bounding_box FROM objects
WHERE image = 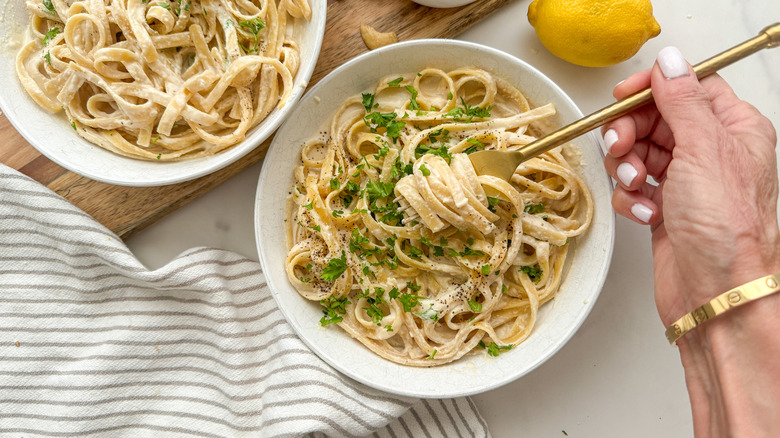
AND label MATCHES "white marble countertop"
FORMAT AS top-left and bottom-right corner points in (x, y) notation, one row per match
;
(127, 1), (780, 436)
